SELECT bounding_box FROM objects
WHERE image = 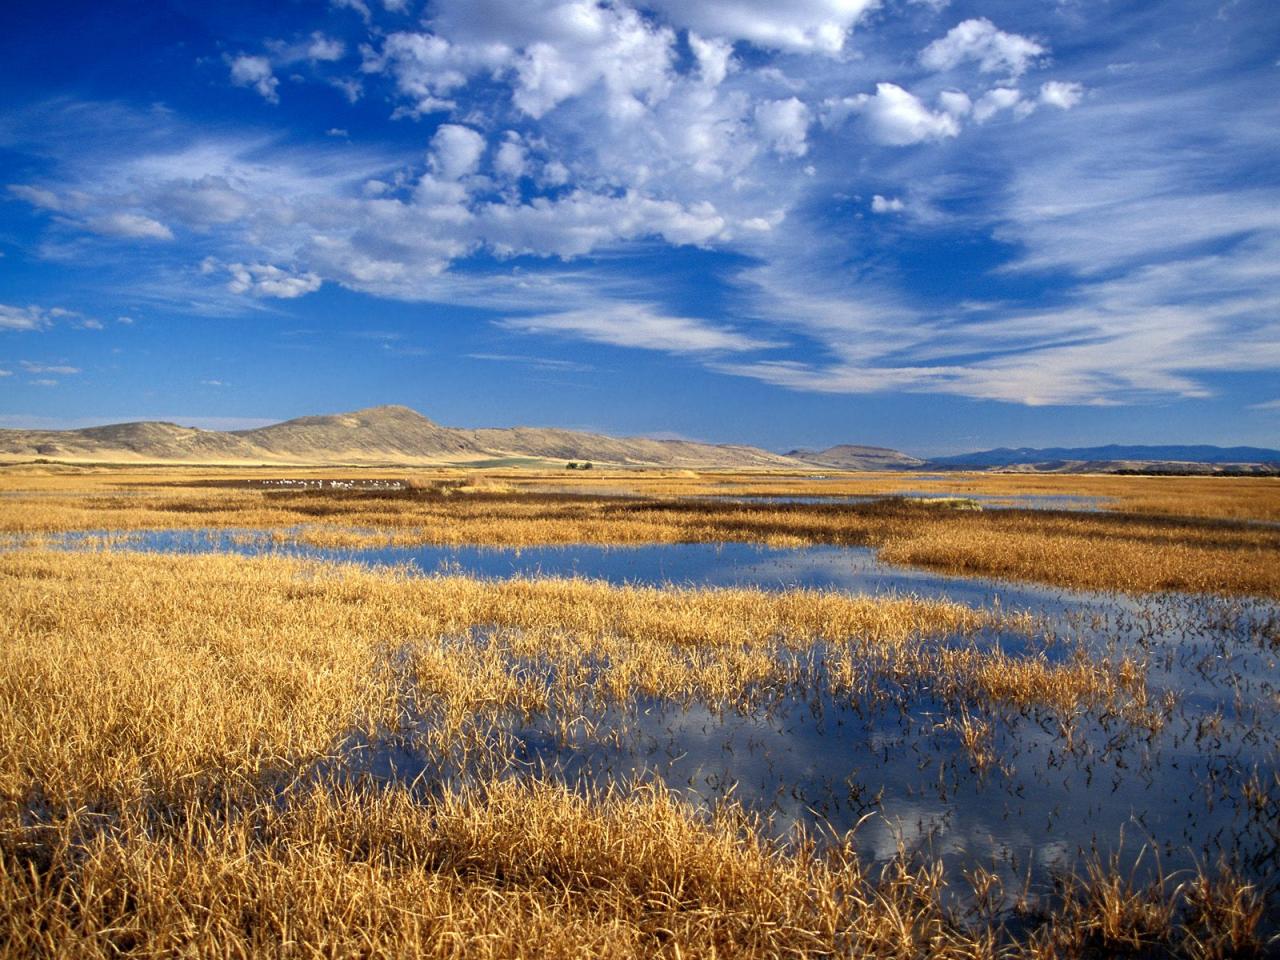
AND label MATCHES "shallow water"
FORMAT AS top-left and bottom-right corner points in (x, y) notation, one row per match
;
(693, 492), (1113, 512)
(51, 528), (1280, 899)
(65, 529), (1109, 610)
